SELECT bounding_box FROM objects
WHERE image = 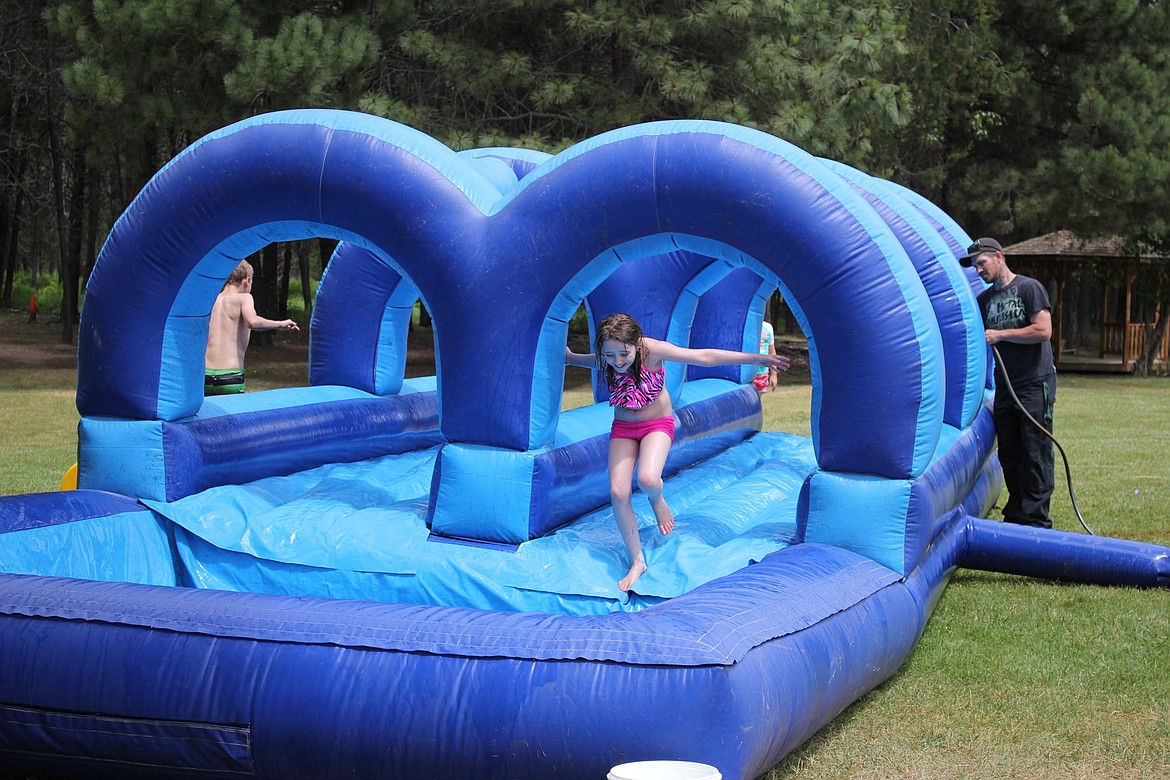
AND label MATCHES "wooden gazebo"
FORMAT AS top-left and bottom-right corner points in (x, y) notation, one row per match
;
(1002, 231), (1170, 372)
